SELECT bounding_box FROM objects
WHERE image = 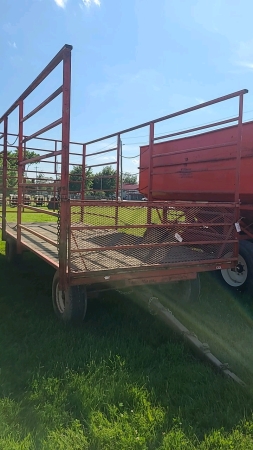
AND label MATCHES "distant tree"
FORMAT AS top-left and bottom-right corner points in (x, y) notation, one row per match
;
(92, 166), (117, 198)
(0, 148), (39, 194)
(122, 172), (137, 185)
(69, 165), (93, 194)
